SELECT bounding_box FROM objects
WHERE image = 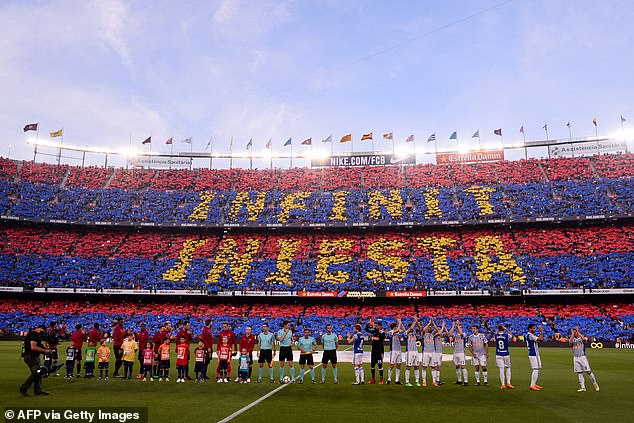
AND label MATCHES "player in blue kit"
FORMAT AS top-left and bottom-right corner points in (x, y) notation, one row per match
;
(277, 320), (295, 384)
(321, 324), (339, 384)
(257, 323), (276, 383)
(494, 325), (514, 389)
(526, 324), (544, 391)
(347, 324), (365, 385)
